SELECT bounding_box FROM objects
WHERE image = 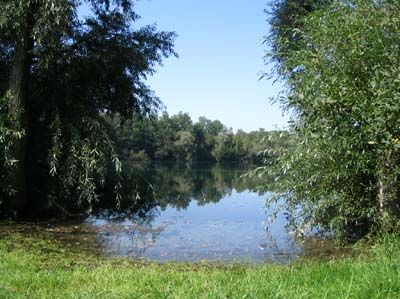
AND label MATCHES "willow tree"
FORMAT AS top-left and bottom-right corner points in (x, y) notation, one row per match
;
(0, 0), (176, 216)
(266, 0), (332, 78)
(263, 0), (400, 240)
